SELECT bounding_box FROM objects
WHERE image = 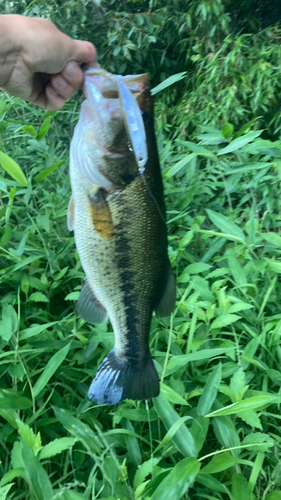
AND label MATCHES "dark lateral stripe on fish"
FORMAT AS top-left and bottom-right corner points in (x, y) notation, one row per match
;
(88, 189), (114, 240)
(113, 216), (154, 359)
